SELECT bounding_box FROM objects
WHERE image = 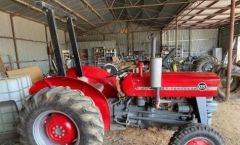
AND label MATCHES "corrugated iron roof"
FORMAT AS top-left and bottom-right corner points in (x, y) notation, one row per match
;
(166, 0), (240, 29)
(0, 0), (237, 33)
